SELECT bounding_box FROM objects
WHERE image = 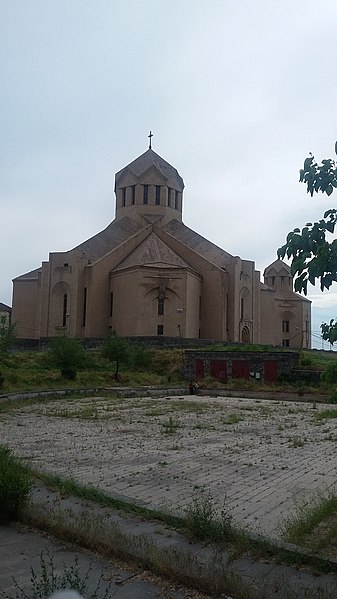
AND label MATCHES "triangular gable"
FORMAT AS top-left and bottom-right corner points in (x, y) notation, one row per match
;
(113, 232), (193, 271)
(137, 164), (168, 185)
